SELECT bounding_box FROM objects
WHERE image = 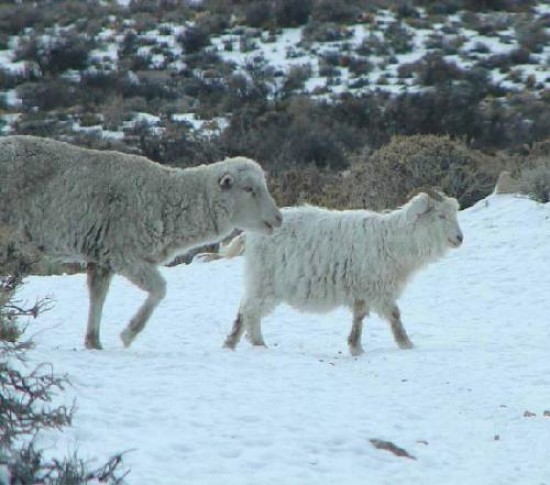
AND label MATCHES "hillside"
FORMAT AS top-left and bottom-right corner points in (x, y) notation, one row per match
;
(1, 0), (549, 179)
(15, 193), (550, 484)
